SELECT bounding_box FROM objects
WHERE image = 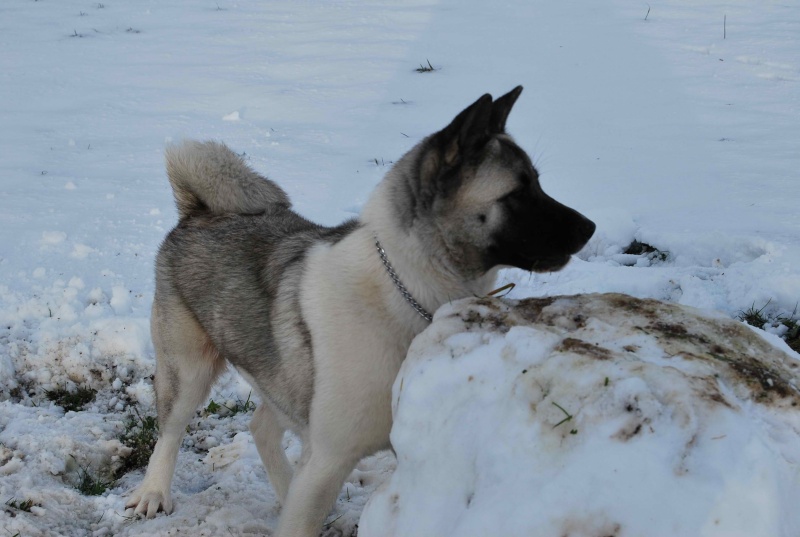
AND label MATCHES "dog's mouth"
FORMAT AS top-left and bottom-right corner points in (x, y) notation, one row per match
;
(529, 254), (573, 273)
